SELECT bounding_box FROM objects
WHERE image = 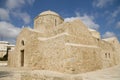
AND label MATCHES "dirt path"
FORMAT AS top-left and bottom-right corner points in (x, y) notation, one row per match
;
(0, 64), (120, 80)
